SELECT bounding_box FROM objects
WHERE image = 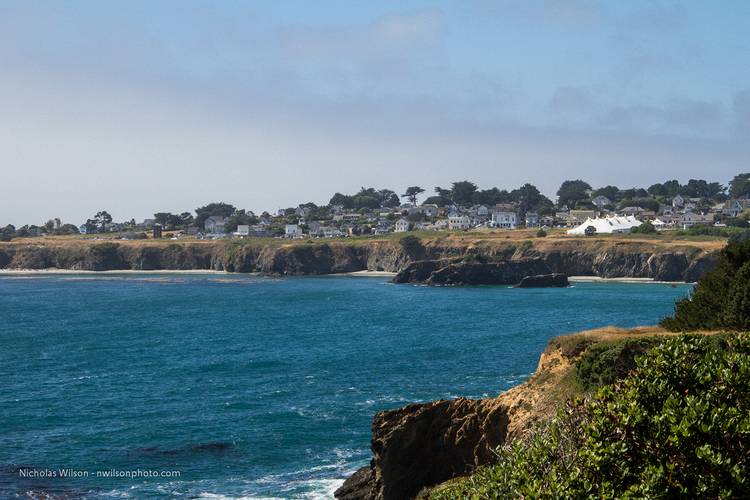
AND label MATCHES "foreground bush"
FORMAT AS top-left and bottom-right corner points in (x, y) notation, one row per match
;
(662, 239), (750, 331)
(431, 335), (750, 499)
